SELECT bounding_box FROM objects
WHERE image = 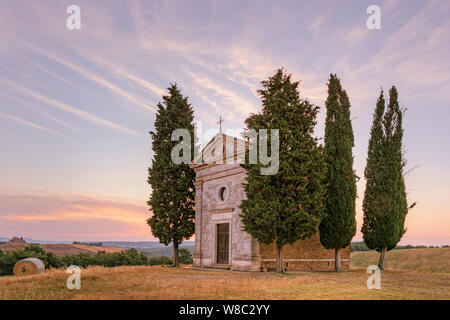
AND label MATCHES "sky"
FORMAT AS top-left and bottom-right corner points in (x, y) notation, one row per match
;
(0, 0), (449, 244)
